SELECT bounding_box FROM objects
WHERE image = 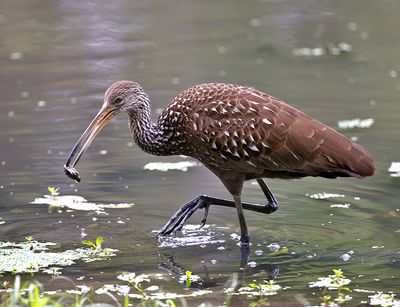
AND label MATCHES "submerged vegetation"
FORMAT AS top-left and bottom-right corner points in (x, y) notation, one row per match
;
(0, 236), (117, 275)
(0, 267), (398, 306)
(30, 187), (134, 214)
(309, 269), (352, 305)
